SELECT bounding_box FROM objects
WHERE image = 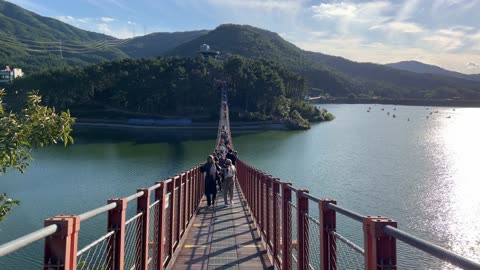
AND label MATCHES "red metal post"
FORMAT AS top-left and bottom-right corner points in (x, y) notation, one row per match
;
(107, 198), (127, 270)
(175, 176), (182, 246)
(272, 178), (280, 264)
(181, 173), (187, 234)
(297, 189), (309, 270)
(363, 216), (397, 270)
(281, 183), (292, 270)
(188, 170), (193, 218)
(137, 188), (151, 270)
(154, 182), (166, 270)
(167, 179), (175, 261)
(319, 199), (337, 270)
(192, 168), (197, 210)
(256, 171), (261, 223)
(265, 176), (272, 247)
(44, 215), (80, 270)
(259, 173), (265, 233)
